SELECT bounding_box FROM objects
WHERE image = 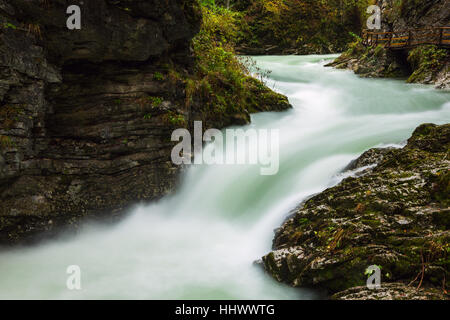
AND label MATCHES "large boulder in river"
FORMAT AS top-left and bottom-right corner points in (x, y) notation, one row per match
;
(262, 123), (450, 299)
